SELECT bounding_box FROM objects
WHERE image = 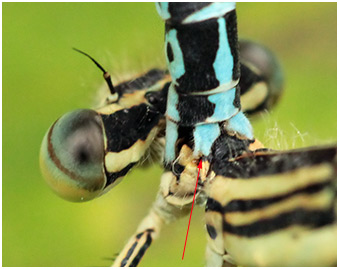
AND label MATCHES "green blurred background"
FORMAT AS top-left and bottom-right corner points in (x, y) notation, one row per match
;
(3, 3), (336, 267)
